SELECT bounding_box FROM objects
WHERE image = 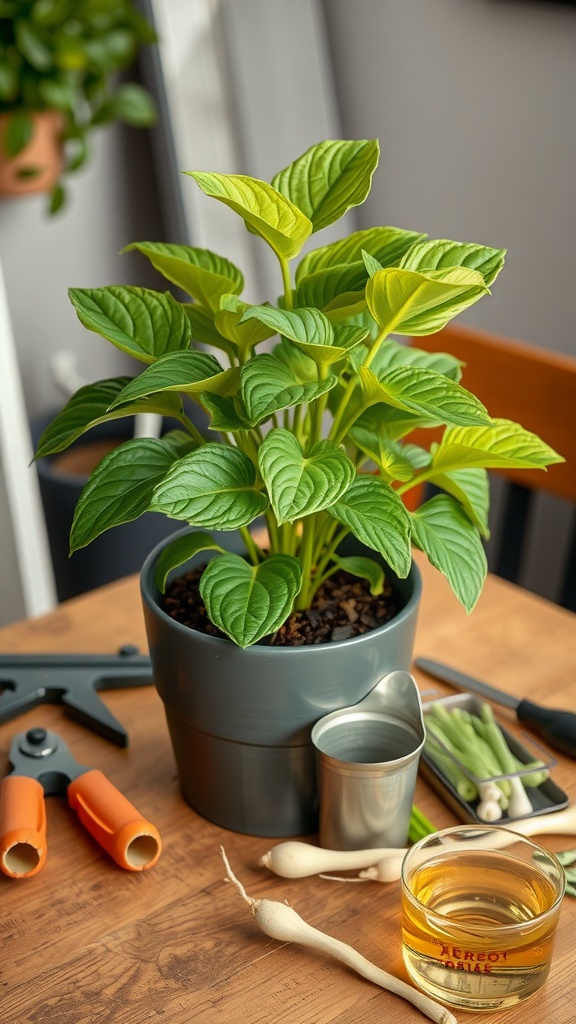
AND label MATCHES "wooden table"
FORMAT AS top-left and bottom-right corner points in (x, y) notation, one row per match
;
(1, 552), (574, 1024)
